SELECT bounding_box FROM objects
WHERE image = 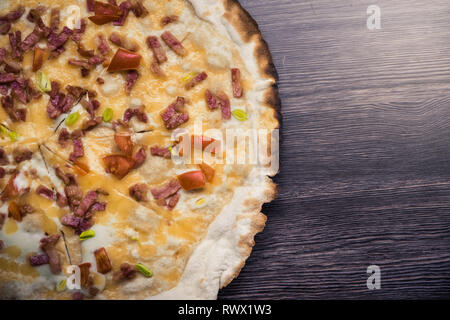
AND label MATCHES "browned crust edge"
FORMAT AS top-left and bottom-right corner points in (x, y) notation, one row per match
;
(219, 0), (281, 289)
